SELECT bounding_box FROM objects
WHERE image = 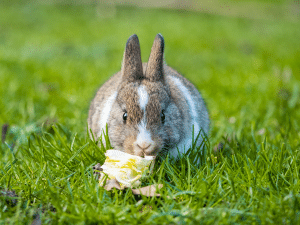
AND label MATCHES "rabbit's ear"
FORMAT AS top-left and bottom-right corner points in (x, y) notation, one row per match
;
(145, 33), (164, 82)
(121, 34), (143, 83)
